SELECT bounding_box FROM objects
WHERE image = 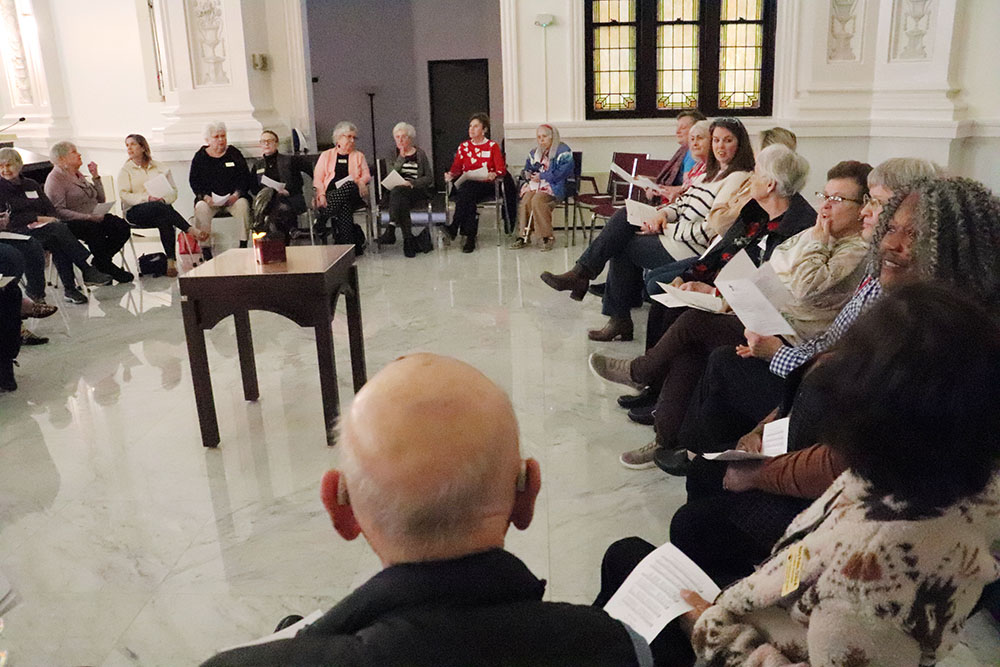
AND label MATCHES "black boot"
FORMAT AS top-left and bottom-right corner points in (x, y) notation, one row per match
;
(202, 247), (214, 261)
(462, 235), (477, 253)
(0, 358), (16, 393)
(403, 235), (417, 258)
(377, 225), (397, 245)
(415, 227), (433, 253)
